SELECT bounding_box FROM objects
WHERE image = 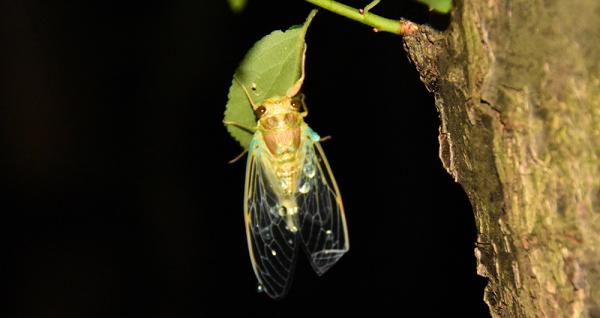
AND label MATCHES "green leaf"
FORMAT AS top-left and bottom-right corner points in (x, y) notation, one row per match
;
(224, 10), (317, 149)
(227, 0), (248, 14)
(417, 0), (452, 14)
